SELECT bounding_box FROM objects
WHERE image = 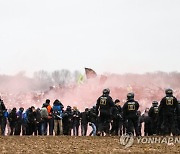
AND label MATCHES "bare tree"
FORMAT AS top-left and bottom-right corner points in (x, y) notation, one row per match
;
(59, 69), (72, 85)
(33, 70), (53, 90)
(73, 70), (82, 83)
(52, 70), (61, 85)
